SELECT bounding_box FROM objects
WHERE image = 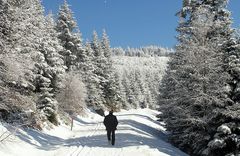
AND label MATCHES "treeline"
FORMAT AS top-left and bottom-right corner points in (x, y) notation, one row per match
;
(0, 0), (123, 127)
(112, 46), (174, 57)
(159, 0), (240, 156)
